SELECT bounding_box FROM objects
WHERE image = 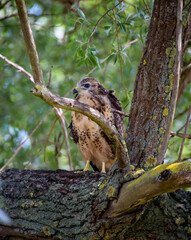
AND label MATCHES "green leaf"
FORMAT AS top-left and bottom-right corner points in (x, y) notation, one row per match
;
(104, 25), (111, 30)
(76, 59), (84, 68)
(87, 51), (97, 66)
(76, 8), (86, 20)
(114, 53), (118, 64)
(106, 54), (115, 63)
(118, 6), (128, 13)
(95, 56), (101, 68)
(78, 47), (85, 58)
(119, 22), (126, 34)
